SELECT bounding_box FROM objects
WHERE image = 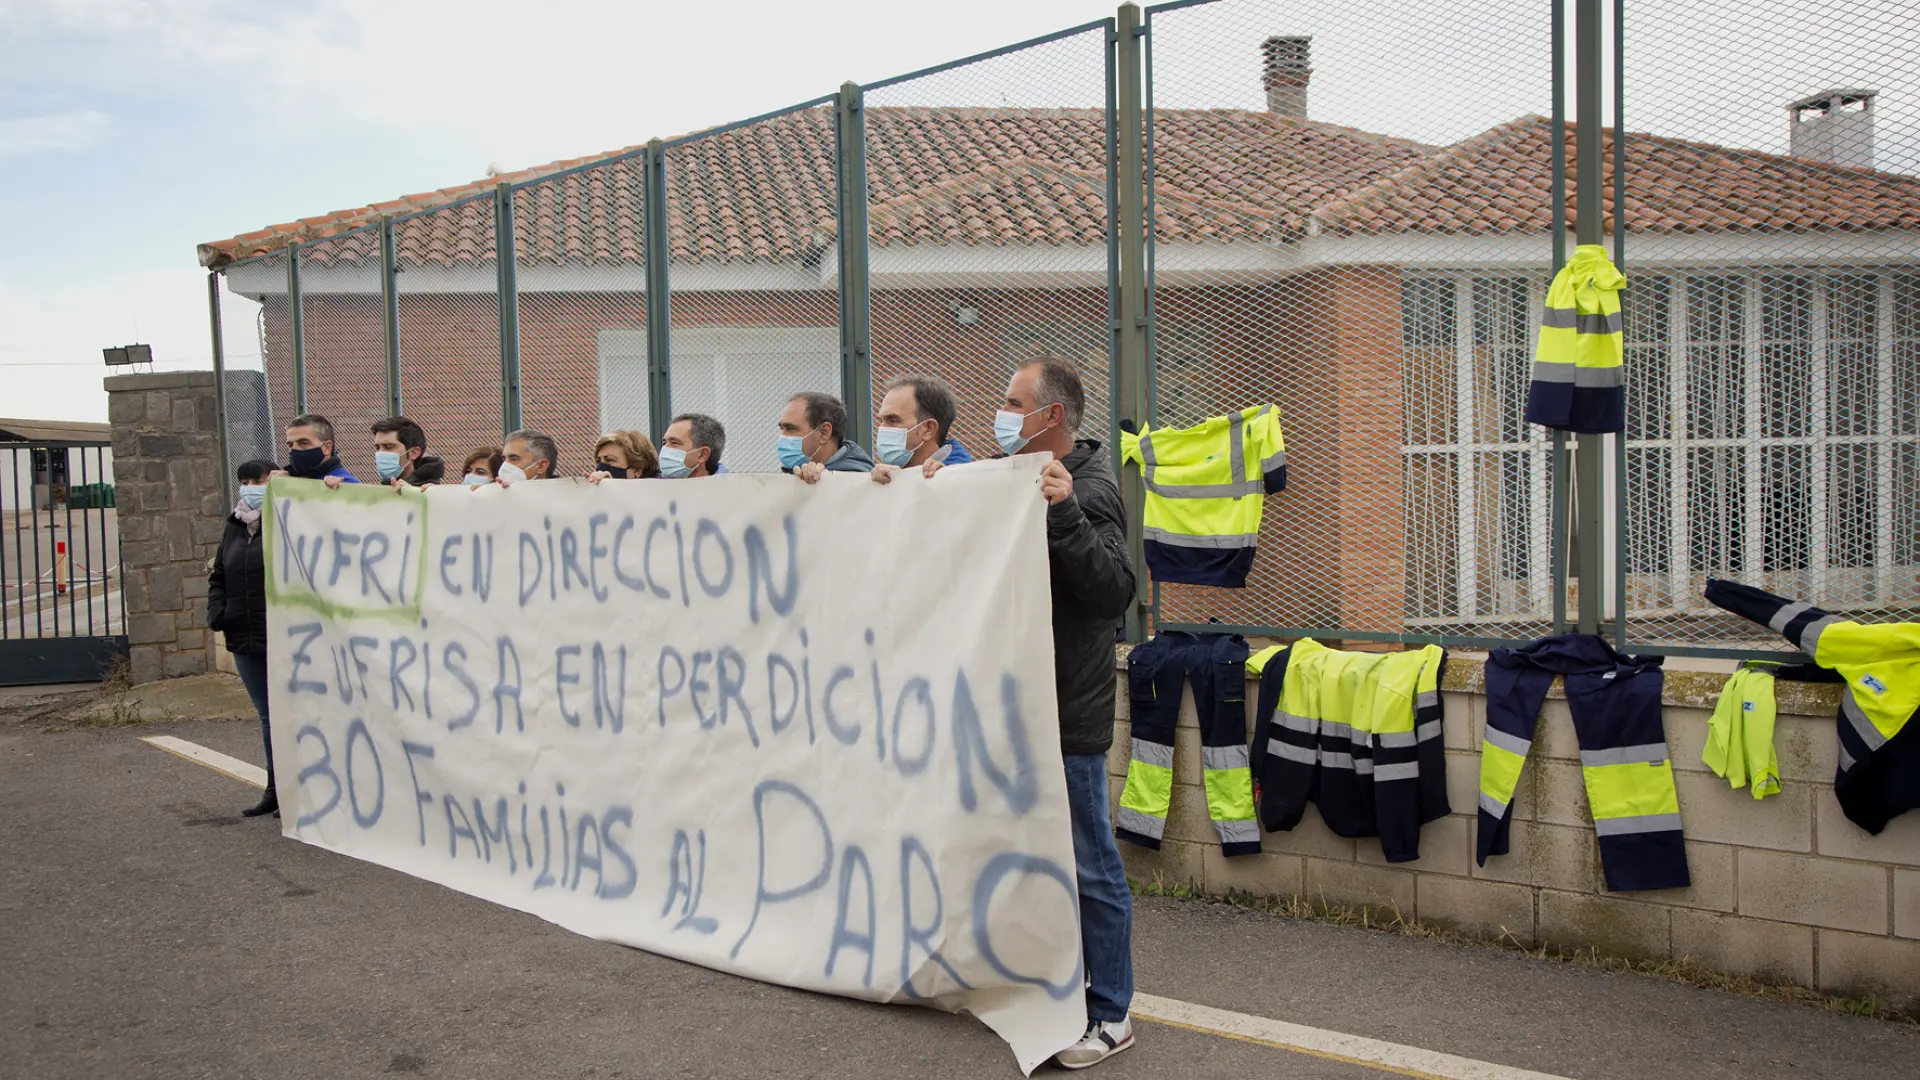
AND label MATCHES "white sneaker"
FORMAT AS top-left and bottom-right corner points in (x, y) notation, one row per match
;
(1055, 1017), (1134, 1069)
